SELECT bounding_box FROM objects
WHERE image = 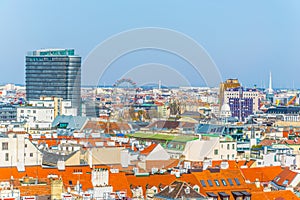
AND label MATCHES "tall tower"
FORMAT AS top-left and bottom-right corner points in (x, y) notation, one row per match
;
(265, 72), (274, 94)
(219, 78), (241, 110)
(26, 49), (81, 113)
